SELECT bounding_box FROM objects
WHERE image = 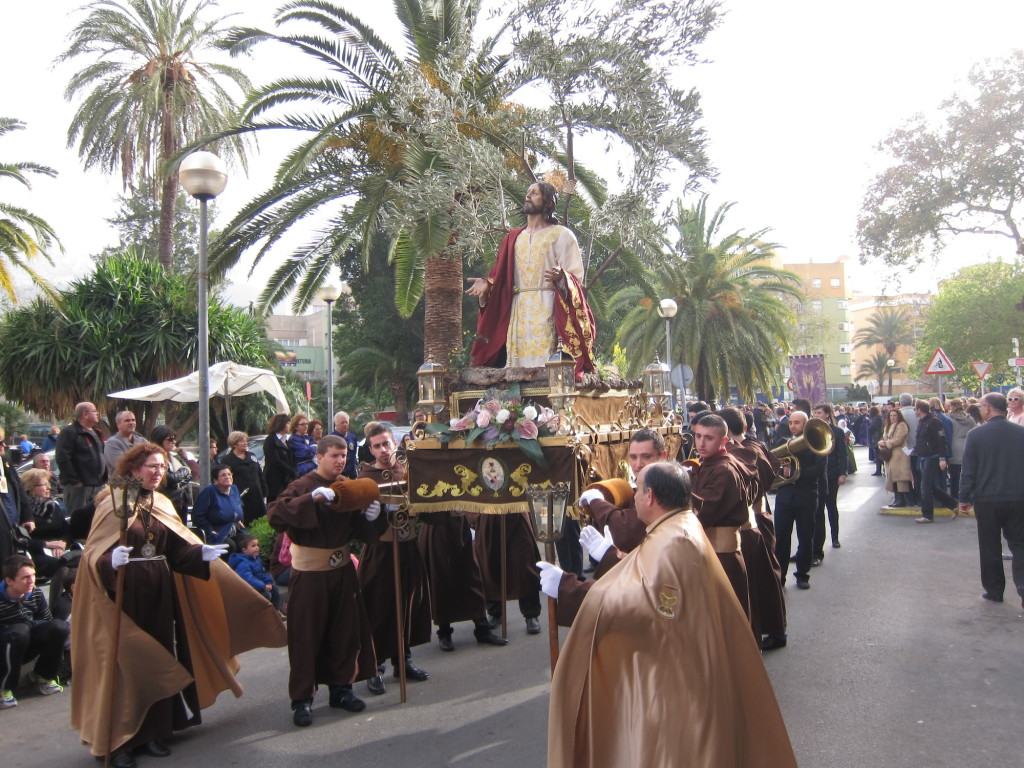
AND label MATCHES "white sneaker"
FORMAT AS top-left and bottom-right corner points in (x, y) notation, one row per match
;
(34, 676), (63, 696)
(0, 689), (17, 708)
